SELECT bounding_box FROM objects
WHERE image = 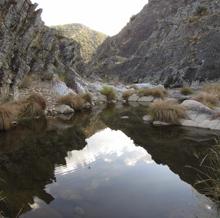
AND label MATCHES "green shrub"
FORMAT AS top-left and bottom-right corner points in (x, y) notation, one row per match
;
(180, 87), (194, 95)
(195, 5), (208, 16)
(100, 86), (116, 102)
